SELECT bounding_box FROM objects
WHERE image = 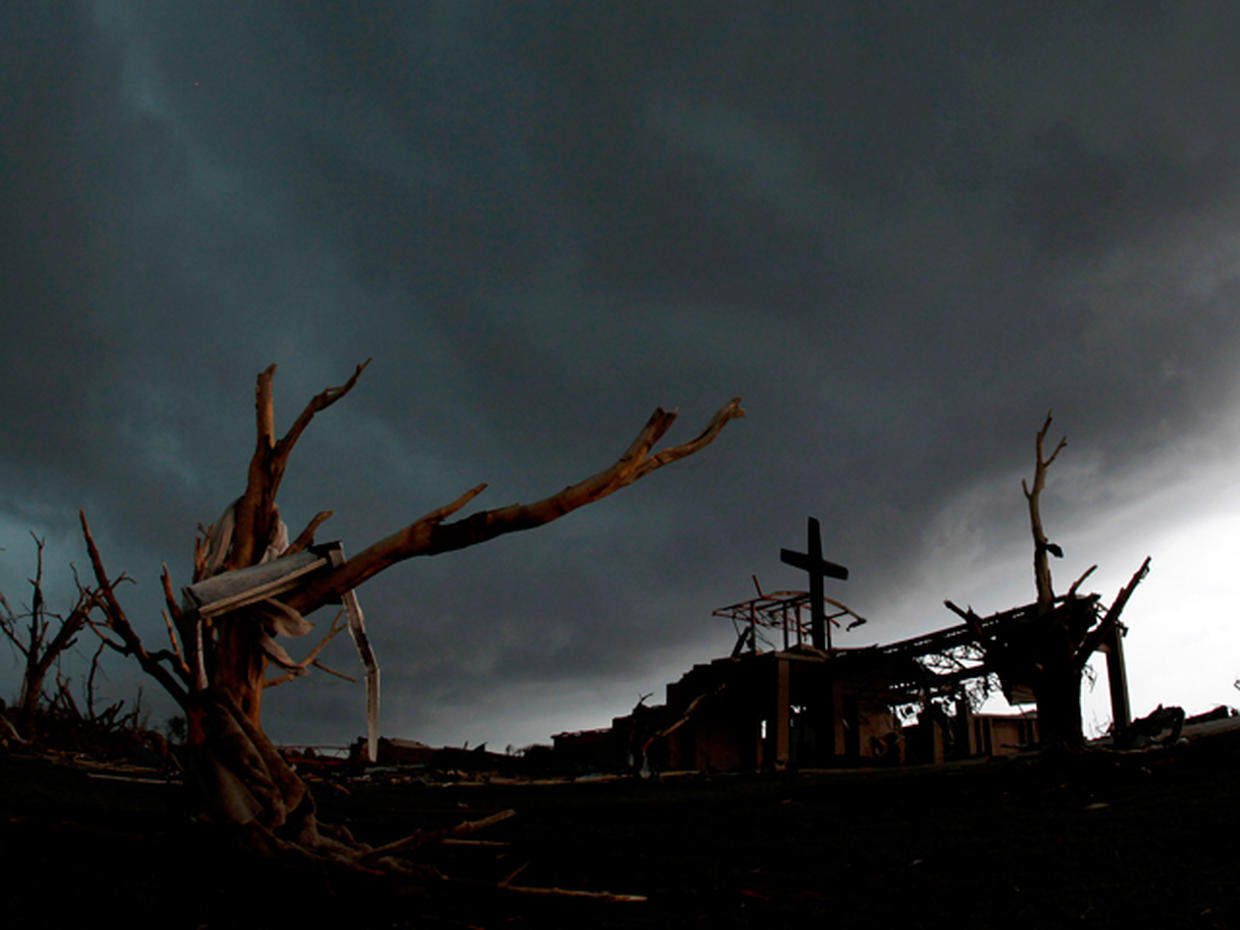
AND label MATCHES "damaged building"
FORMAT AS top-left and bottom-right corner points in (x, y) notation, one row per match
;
(607, 611), (1044, 774)
(555, 519), (1132, 775)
